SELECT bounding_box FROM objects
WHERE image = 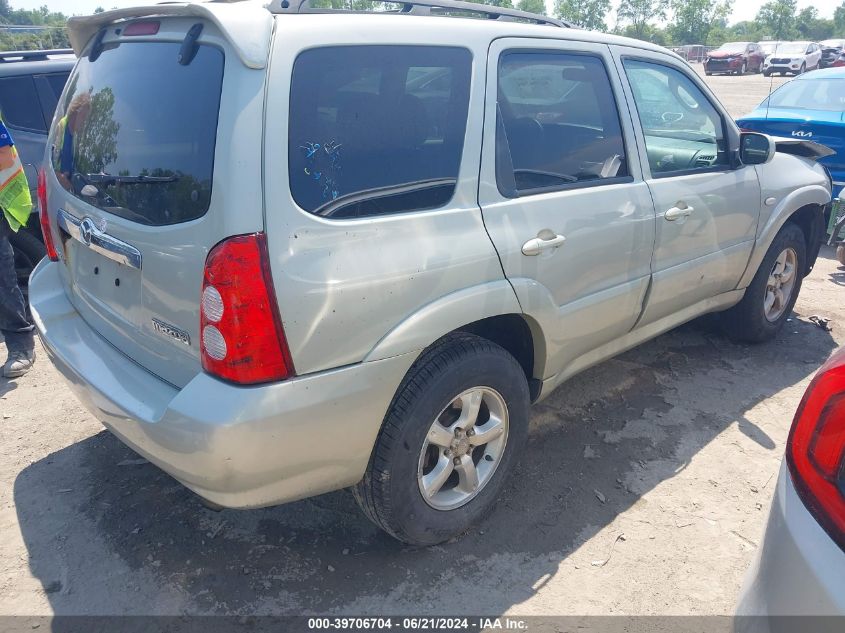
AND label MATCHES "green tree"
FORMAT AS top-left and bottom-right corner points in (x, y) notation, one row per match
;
(75, 88), (120, 177)
(618, 22), (668, 44)
(795, 7), (834, 41)
(836, 2), (845, 34)
(516, 0), (546, 15)
(464, 0), (514, 7)
(756, 0), (797, 40)
(667, 0), (732, 45)
(617, 0), (669, 39)
(555, 0), (610, 30)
